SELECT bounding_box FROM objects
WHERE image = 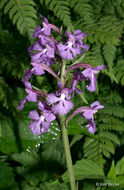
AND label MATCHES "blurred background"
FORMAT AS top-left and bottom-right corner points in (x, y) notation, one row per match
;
(0, 0), (124, 189)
